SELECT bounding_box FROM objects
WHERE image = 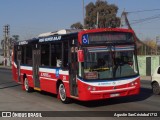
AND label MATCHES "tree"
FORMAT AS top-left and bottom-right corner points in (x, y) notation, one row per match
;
(144, 38), (156, 49)
(1, 35), (19, 52)
(12, 35), (19, 41)
(70, 22), (83, 29)
(85, 0), (120, 29)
